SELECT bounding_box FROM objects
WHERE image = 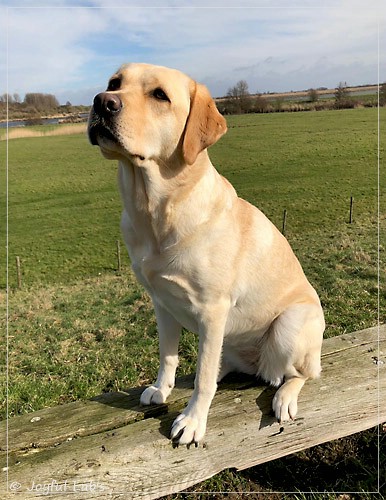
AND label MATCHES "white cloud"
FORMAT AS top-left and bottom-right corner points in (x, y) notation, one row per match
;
(0, 0), (385, 104)
(5, 7), (107, 93)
